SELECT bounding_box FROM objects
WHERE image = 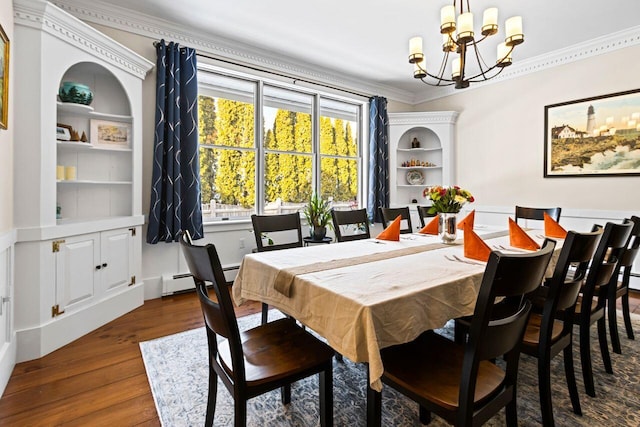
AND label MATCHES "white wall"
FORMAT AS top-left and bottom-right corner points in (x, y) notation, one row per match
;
(413, 44), (640, 212)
